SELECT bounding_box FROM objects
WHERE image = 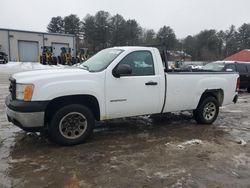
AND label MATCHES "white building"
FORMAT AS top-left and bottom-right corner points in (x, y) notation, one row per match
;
(0, 28), (76, 62)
